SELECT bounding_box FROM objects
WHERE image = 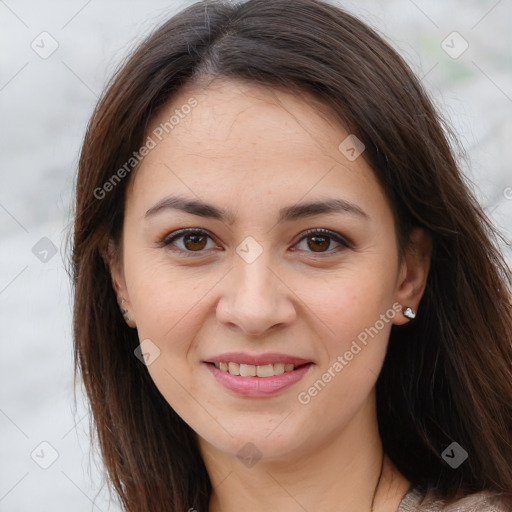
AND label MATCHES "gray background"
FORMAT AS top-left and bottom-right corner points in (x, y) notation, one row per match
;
(1, 0), (511, 510)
